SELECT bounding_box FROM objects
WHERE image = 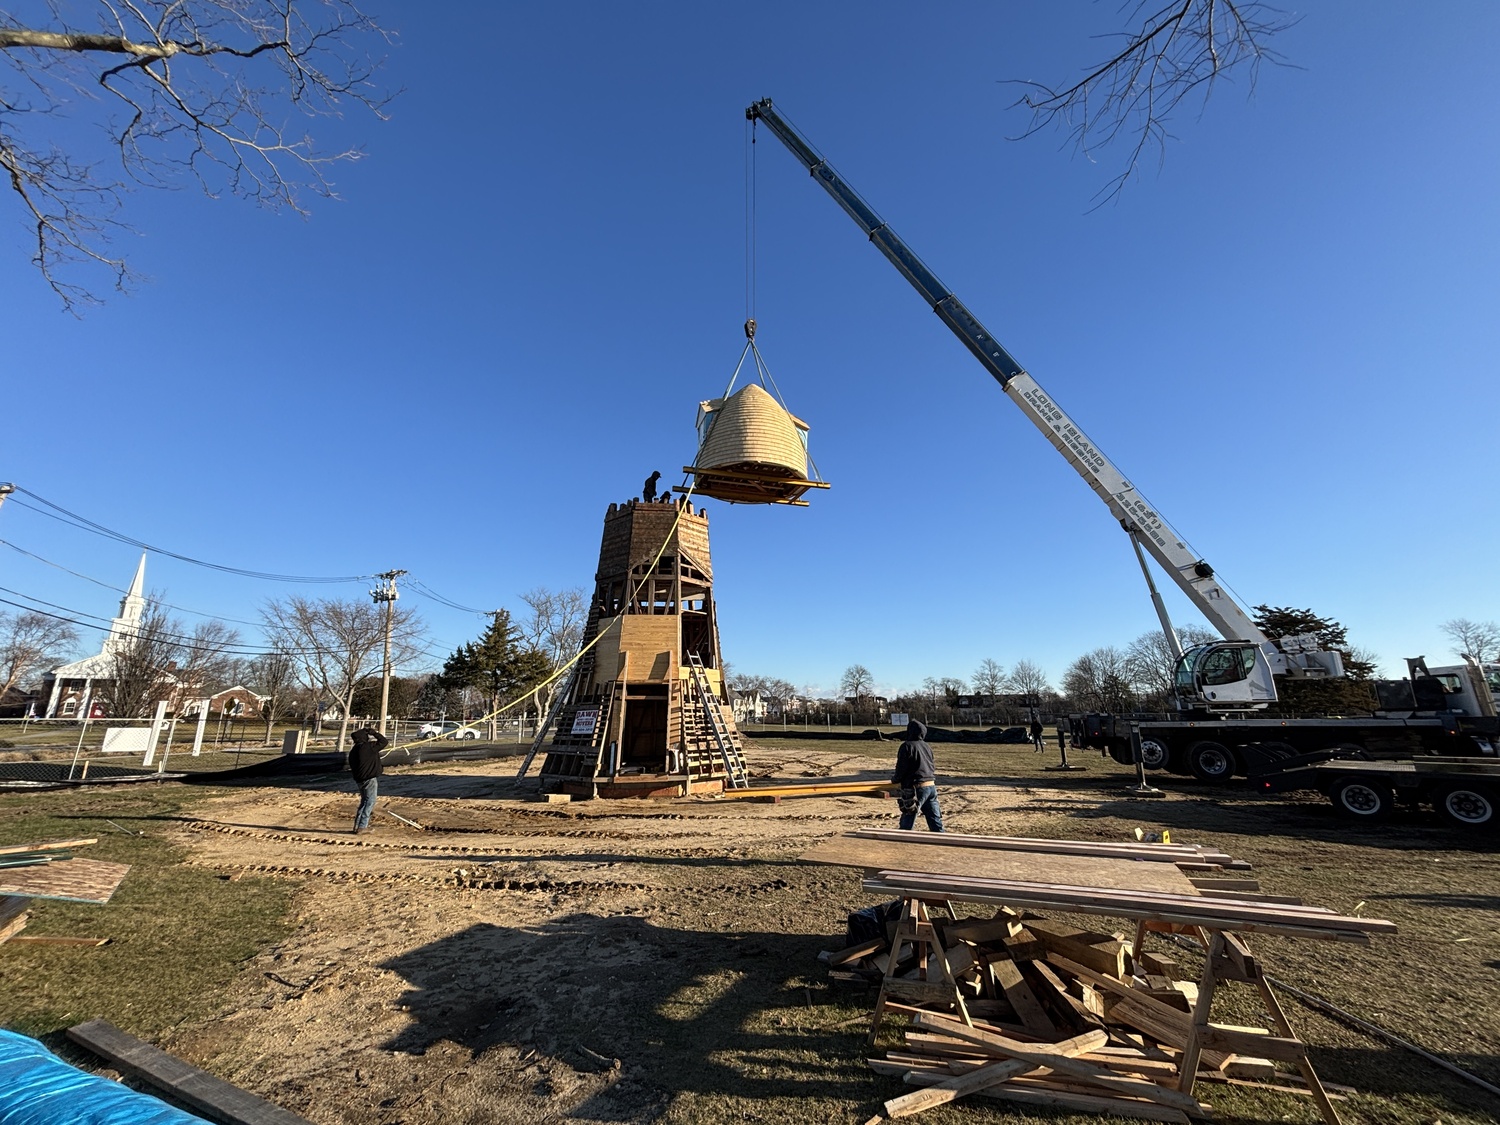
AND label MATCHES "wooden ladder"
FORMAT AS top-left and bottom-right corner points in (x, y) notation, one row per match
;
(684, 651), (748, 789)
(515, 656), (586, 781)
